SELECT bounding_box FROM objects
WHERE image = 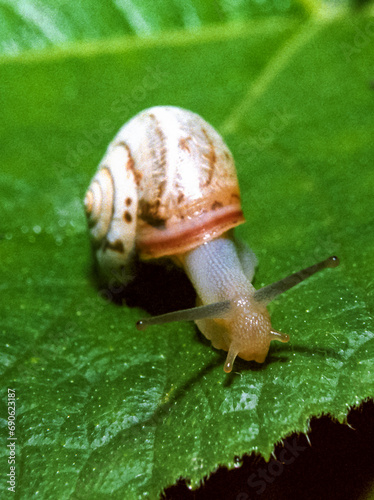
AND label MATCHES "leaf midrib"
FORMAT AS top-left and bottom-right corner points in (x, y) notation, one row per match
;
(0, 15), (298, 65)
